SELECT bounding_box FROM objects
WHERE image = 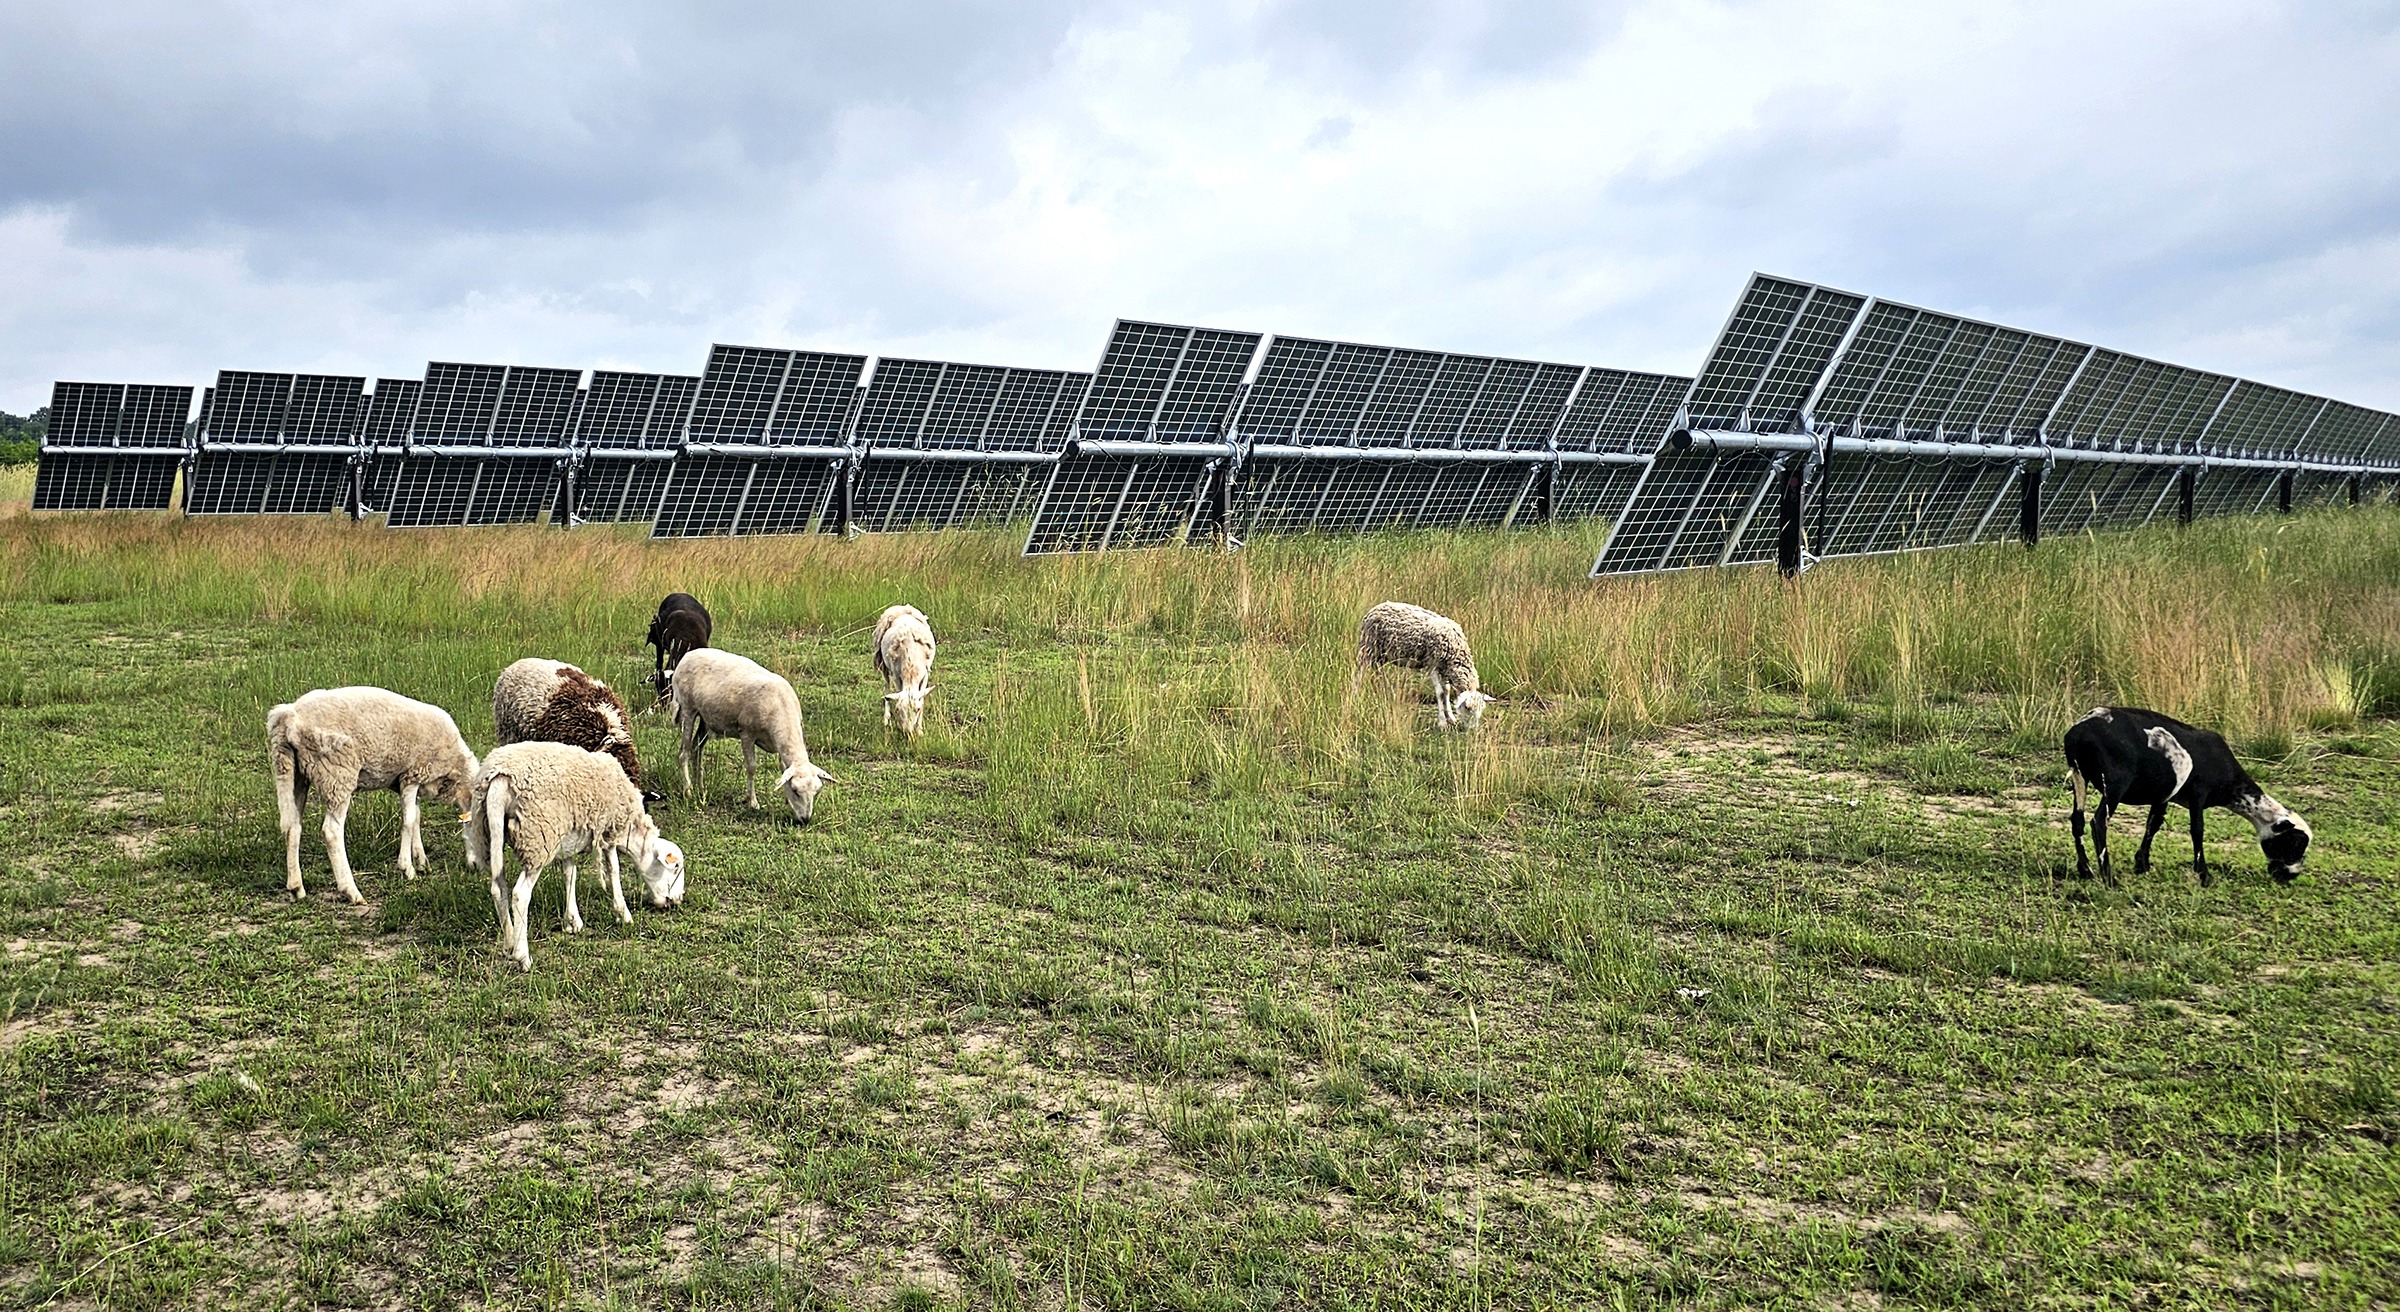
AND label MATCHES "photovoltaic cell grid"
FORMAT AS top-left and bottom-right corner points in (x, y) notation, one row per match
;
(385, 363), (584, 527)
(651, 453), (838, 538)
(1231, 335), (1584, 451)
(1024, 453), (1221, 554)
(851, 460), (1048, 533)
(31, 382), (193, 511)
(1594, 274), (2400, 576)
(186, 371), (367, 516)
(1232, 459), (1541, 537)
(651, 345), (866, 537)
(572, 372), (696, 524)
(1073, 322), (1263, 441)
(854, 360), (1090, 453)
